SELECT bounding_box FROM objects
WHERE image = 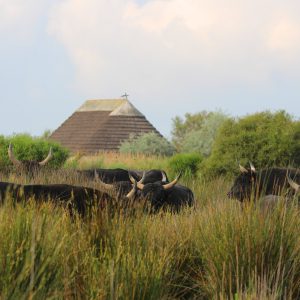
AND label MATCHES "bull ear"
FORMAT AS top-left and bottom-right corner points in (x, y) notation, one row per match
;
(249, 162), (256, 173)
(161, 171), (167, 182)
(239, 164), (248, 173)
